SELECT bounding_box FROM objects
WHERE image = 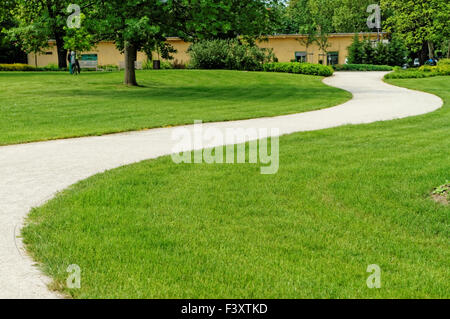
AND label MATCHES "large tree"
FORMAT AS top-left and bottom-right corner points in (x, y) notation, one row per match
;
(0, 0), (27, 63)
(11, 0), (85, 68)
(332, 0), (378, 33)
(285, 0), (334, 62)
(381, 0), (450, 61)
(86, 0), (181, 86)
(88, 0), (280, 86)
